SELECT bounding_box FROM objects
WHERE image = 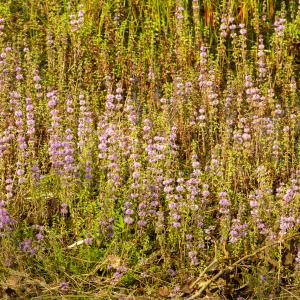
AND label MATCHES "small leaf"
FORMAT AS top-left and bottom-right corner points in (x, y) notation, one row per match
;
(116, 216), (125, 230)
